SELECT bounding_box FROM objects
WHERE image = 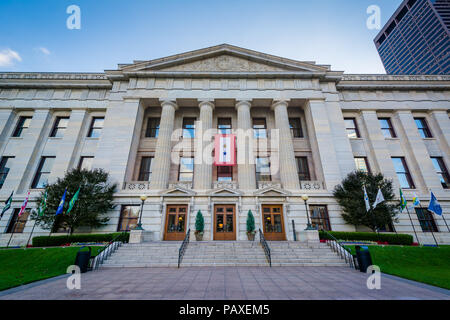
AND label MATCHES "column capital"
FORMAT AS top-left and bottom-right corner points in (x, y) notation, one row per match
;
(235, 100), (252, 110)
(271, 100), (290, 110)
(198, 100), (215, 110)
(159, 100), (178, 110)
